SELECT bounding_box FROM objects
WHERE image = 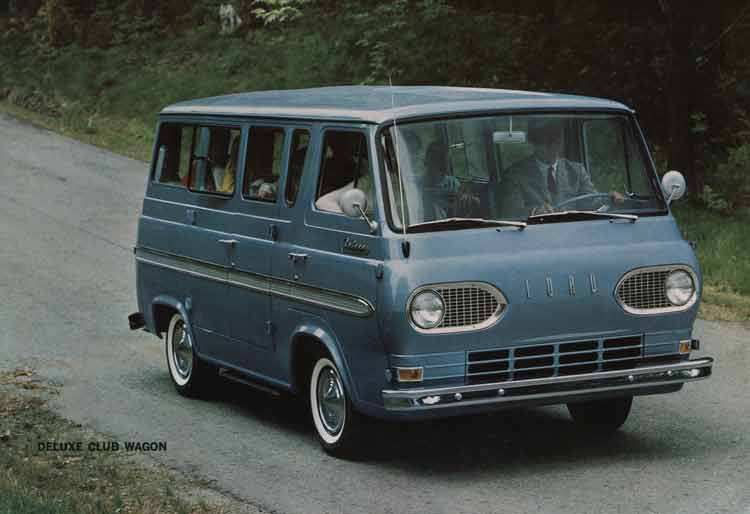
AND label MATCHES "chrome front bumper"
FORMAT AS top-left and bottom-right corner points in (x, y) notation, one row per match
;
(382, 357), (713, 411)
